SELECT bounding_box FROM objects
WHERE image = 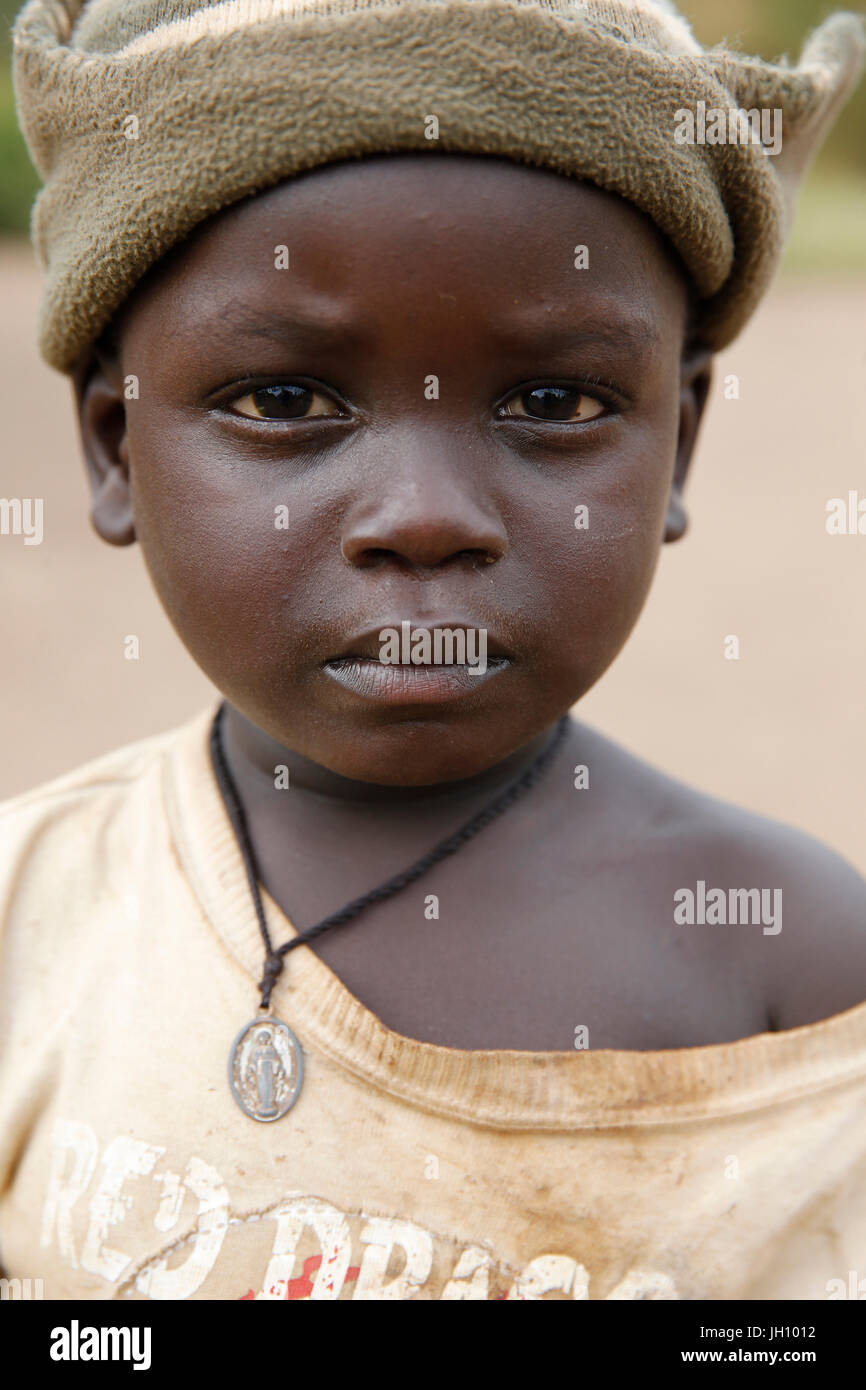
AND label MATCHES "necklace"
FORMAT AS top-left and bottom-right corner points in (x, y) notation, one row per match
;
(209, 702), (569, 1121)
